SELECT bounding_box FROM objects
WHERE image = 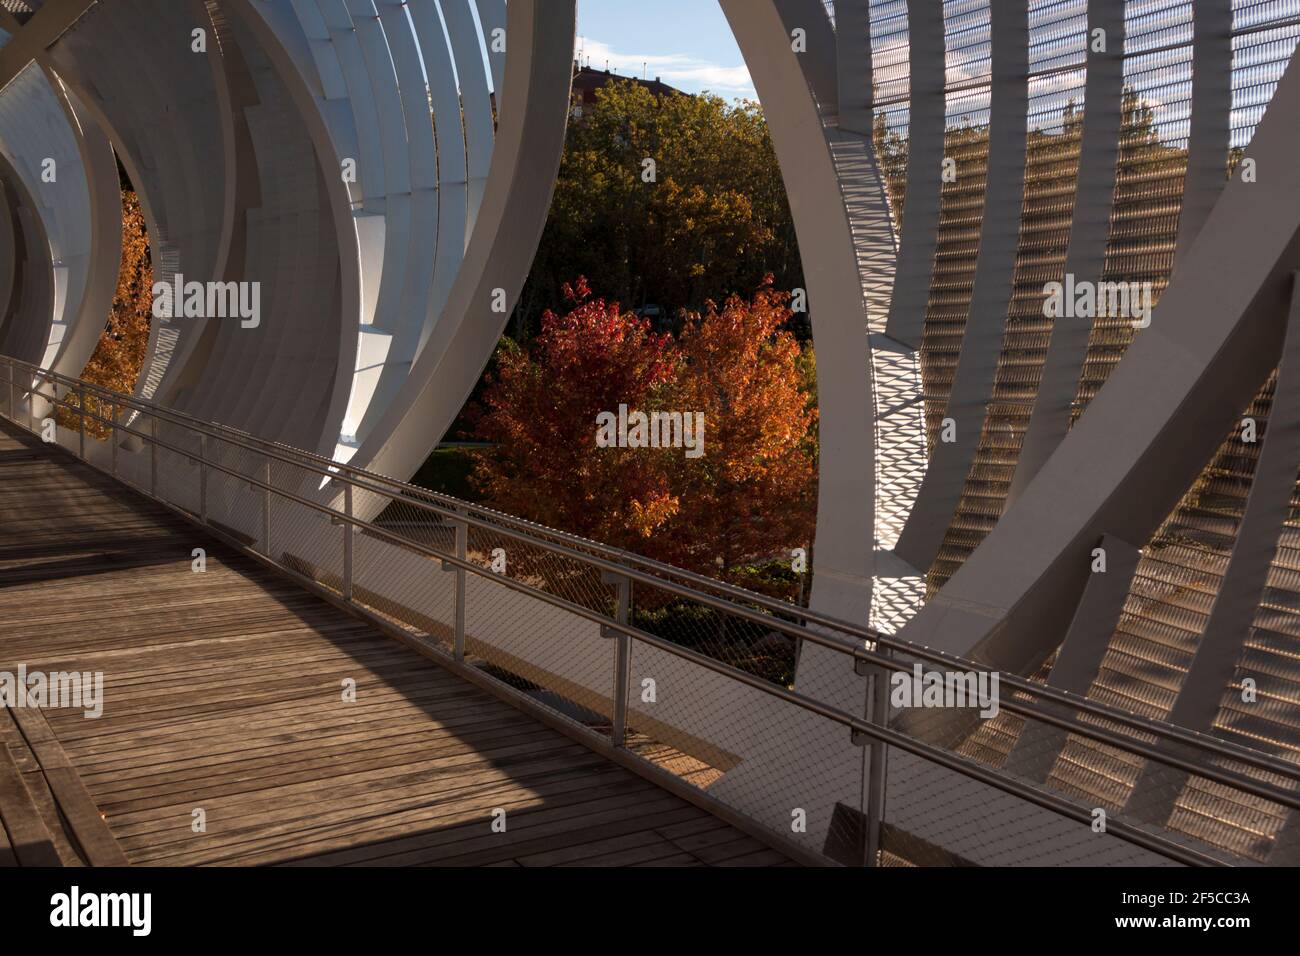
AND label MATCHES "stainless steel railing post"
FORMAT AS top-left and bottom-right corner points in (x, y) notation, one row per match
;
(262, 457), (272, 556)
(199, 433), (208, 523)
(453, 512), (467, 660)
(601, 571), (633, 748)
(863, 648), (891, 867)
(439, 508), (468, 657)
(77, 384), (86, 460)
(343, 482), (354, 602)
(109, 400), (117, 476)
(150, 415), (158, 496)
